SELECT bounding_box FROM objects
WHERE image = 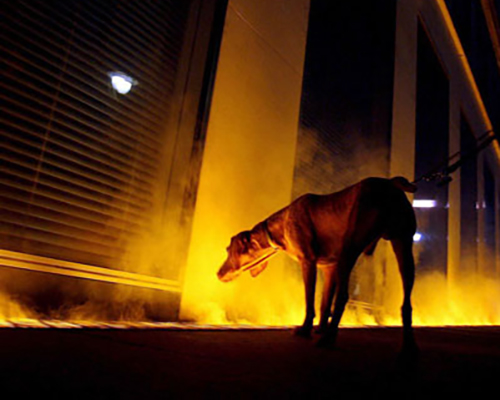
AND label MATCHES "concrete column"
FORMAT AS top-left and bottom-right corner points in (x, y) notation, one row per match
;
(384, 0), (419, 318)
(477, 153), (486, 276)
(390, 0), (418, 180)
(448, 84), (461, 285)
(496, 178), (500, 277)
(180, 0), (310, 323)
